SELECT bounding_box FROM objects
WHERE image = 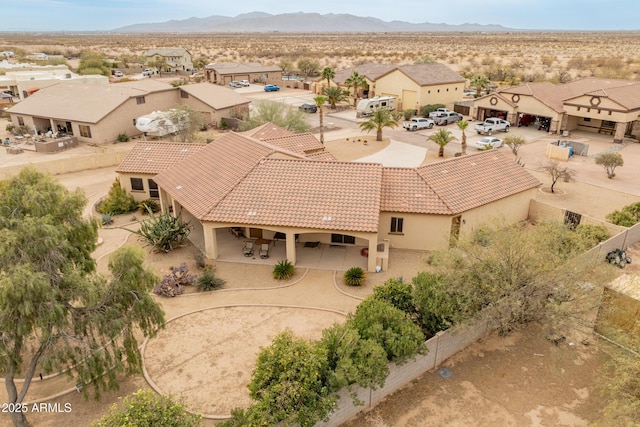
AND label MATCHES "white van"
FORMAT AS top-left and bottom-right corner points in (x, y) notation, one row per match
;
(356, 96), (396, 117)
